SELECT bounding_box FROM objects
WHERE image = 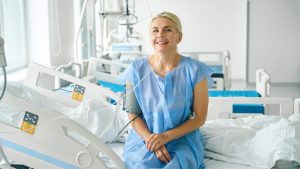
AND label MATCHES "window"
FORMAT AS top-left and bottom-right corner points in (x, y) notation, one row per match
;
(0, 0), (27, 72)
